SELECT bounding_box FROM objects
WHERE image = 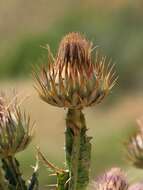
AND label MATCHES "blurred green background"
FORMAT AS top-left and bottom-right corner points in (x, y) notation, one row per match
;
(0, 0), (143, 189)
